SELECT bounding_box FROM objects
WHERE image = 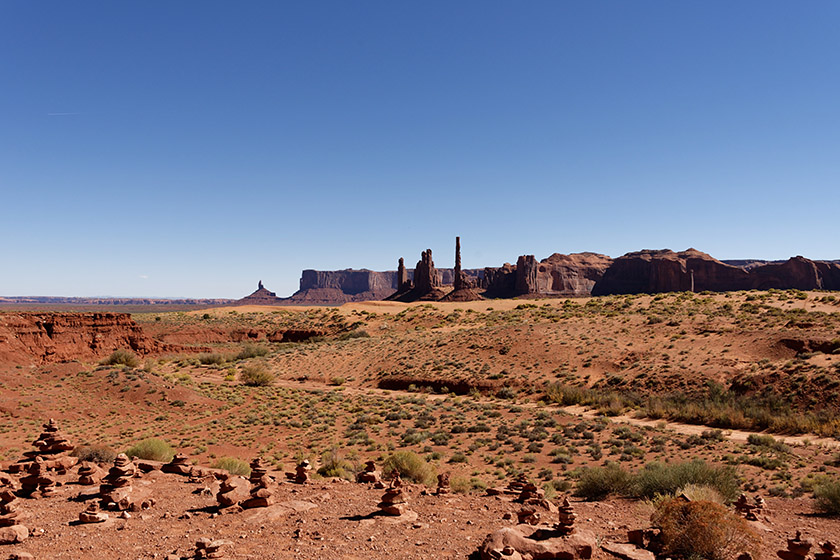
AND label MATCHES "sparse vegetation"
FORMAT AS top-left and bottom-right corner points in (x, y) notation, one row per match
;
(125, 438), (175, 462)
(211, 456), (251, 476)
(101, 349), (140, 368)
(239, 363), (275, 386)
